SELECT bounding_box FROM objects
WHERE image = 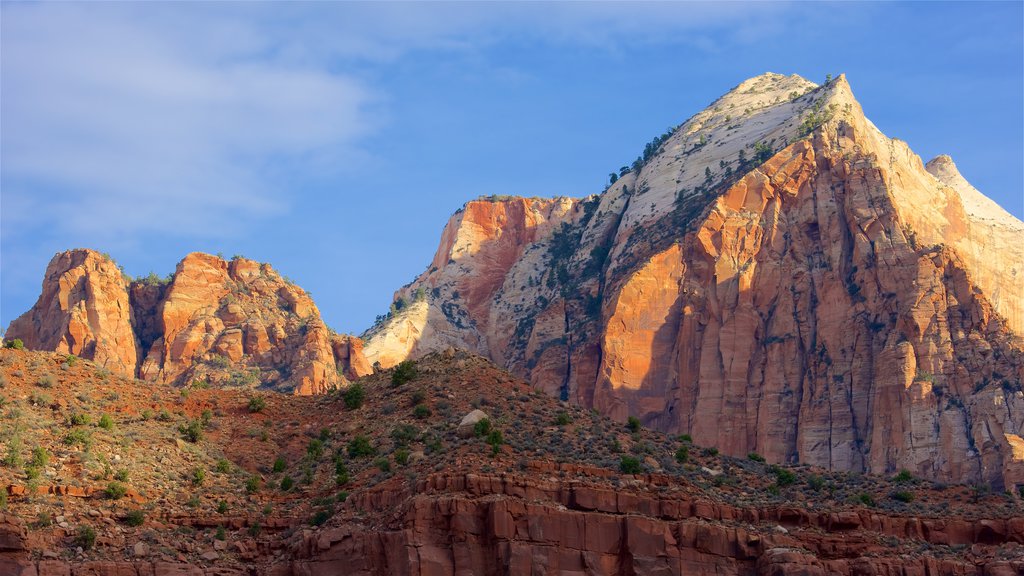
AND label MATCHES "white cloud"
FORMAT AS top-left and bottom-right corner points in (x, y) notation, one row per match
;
(1, 3), (376, 242)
